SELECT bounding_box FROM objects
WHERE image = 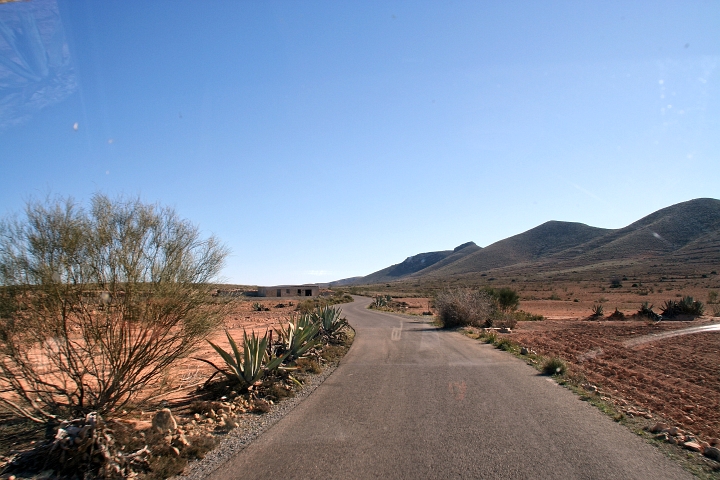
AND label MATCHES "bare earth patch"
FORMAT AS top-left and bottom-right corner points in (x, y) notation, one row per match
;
(510, 318), (720, 442)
